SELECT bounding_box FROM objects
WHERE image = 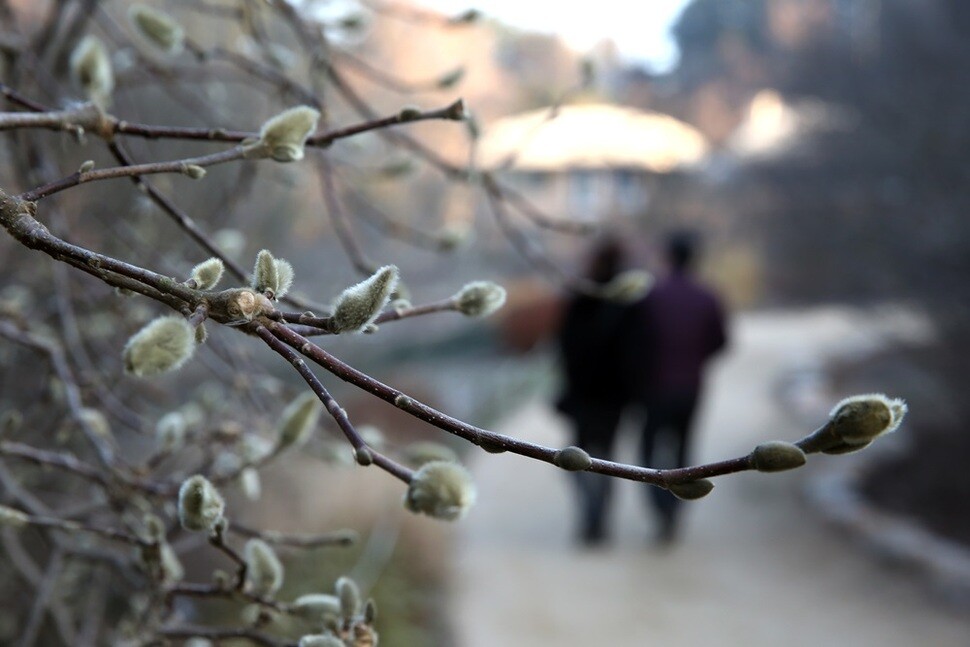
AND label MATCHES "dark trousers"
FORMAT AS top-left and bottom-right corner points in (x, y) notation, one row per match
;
(567, 403), (622, 543)
(641, 392), (699, 526)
